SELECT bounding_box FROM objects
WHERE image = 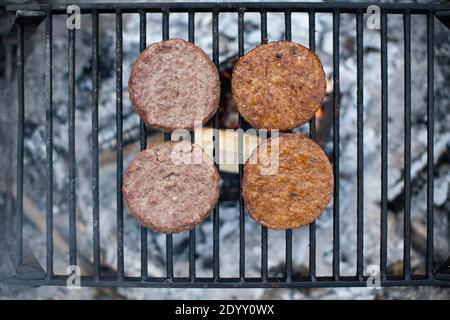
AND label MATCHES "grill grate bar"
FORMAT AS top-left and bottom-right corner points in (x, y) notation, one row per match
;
(308, 9), (317, 281)
(356, 10), (364, 280)
(138, 10), (148, 281)
(161, 11), (174, 281)
(284, 10), (292, 40)
(115, 10), (124, 281)
(285, 231), (293, 280)
(9, 275), (448, 288)
(68, 24), (77, 268)
(259, 11), (269, 282)
(138, 11), (147, 152)
(188, 10), (196, 282)
(166, 235), (174, 280)
(188, 11), (195, 43)
(260, 10), (267, 42)
(237, 9), (246, 281)
(15, 22), (24, 268)
(212, 11), (220, 281)
(188, 228), (196, 281)
(45, 11), (54, 279)
(284, 10), (293, 282)
(162, 11), (170, 42)
(332, 9), (340, 280)
(261, 228), (268, 281)
(426, 9), (435, 278)
(380, 11), (388, 281)
(91, 10), (101, 281)
(403, 11), (412, 279)
(7, 2), (447, 14)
